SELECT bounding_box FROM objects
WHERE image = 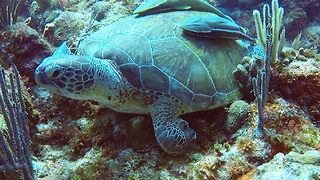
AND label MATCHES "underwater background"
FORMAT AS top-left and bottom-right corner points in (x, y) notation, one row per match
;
(0, 0), (320, 179)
